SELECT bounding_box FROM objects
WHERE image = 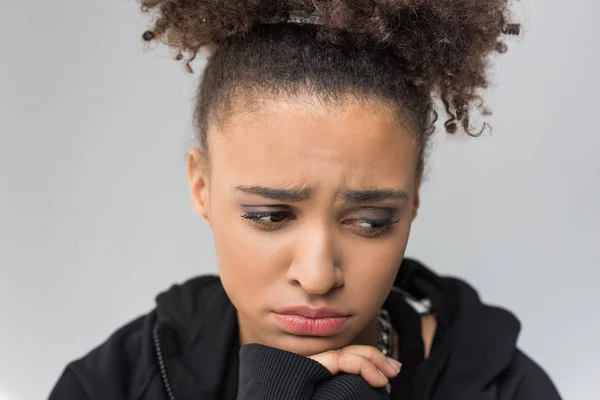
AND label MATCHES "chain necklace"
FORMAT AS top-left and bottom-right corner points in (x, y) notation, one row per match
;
(376, 308), (394, 356)
(376, 308), (395, 393)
